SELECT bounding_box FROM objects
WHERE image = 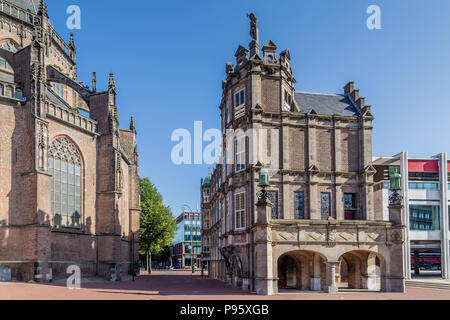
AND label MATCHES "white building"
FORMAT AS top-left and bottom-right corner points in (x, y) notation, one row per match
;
(373, 153), (449, 279)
